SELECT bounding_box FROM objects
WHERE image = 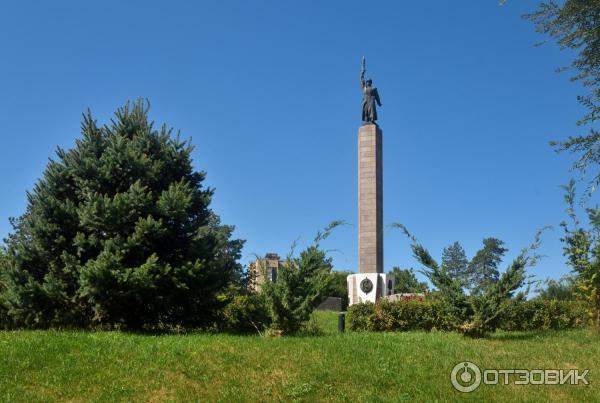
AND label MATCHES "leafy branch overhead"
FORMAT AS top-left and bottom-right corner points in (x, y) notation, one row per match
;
(523, 1), (600, 196)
